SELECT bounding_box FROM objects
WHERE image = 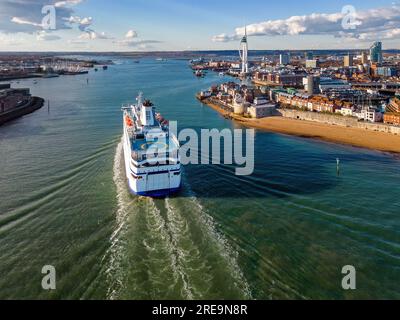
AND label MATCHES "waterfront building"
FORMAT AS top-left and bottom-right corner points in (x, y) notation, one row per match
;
(355, 106), (383, 123)
(0, 87), (31, 113)
(303, 75), (320, 95)
(306, 59), (318, 69)
(387, 97), (400, 113)
(361, 51), (369, 64)
(376, 67), (396, 78)
(337, 105), (355, 117)
(239, 26), (249, 75)
(384, 113), (400, 125)
(280, 53), (290, 65)
(253, 71), (305, 87)
(199, 91), (212, 100)
(306, 52), (314, 60)
(248, 97), (277, 118)
(370, 42), (383, 64)
(318, 78), (351, 93)
(233, 94), (246, 115)
(276, 91), (342, 114)
(344, 54), (354, 67)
